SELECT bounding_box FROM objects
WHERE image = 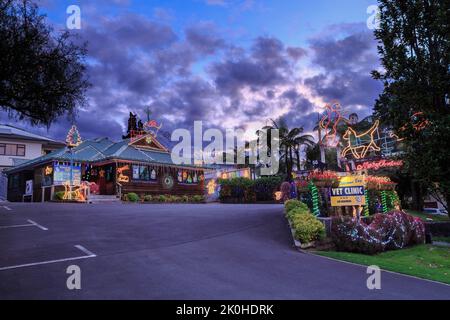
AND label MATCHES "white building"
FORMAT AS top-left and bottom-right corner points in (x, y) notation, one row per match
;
(0, 124), (64, 200)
